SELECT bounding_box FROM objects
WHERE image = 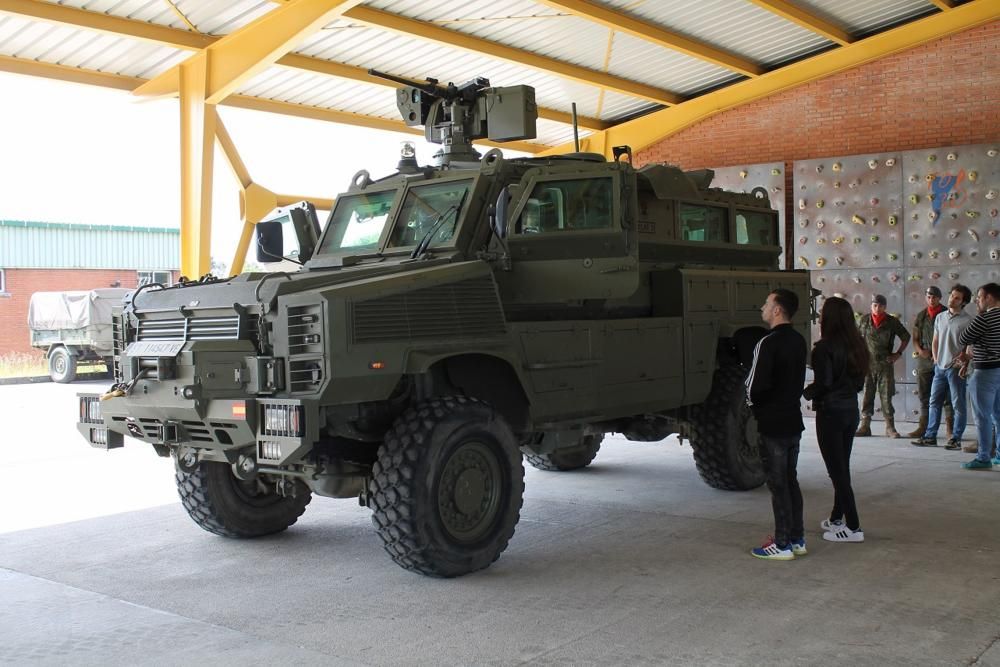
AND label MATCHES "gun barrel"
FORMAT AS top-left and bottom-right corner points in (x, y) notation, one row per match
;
(368, 69), (442, 97)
